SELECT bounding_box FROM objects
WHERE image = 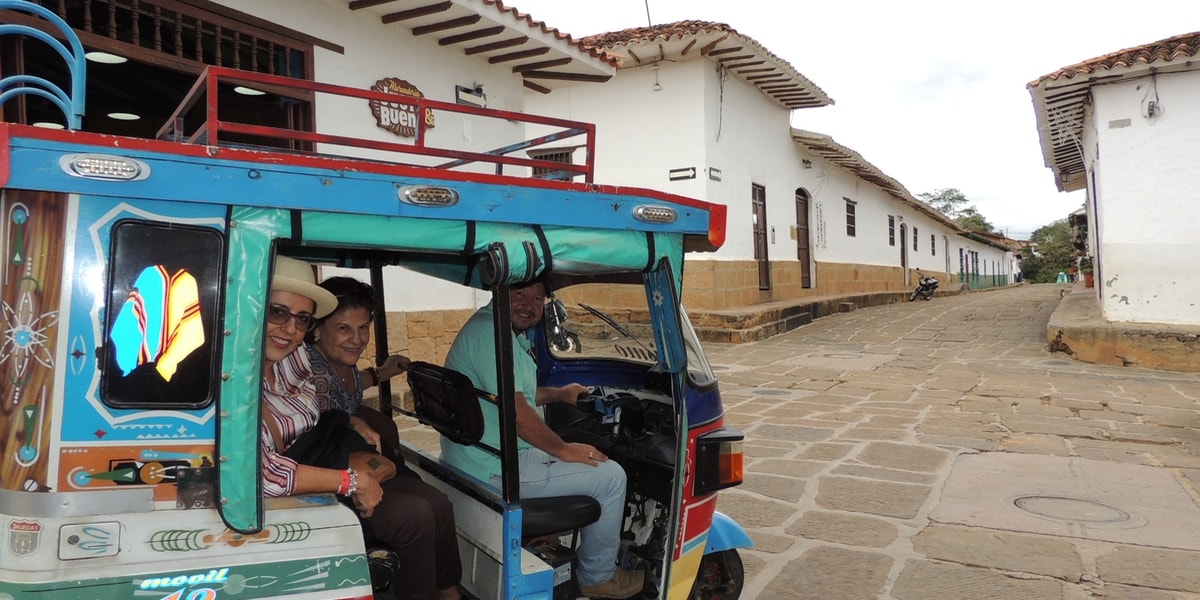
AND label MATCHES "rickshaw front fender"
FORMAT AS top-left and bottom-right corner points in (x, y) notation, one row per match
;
(704, 511), (753, 553)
